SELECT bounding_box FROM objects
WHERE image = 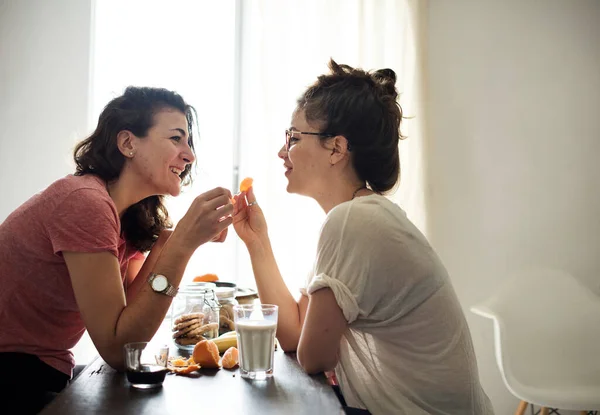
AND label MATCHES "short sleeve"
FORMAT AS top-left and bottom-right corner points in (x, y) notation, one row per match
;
(129, 250), (146, 261)
(46, 188), (120, 258)
(307, 273), (360, 323)
(306, 201), (385, 324)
